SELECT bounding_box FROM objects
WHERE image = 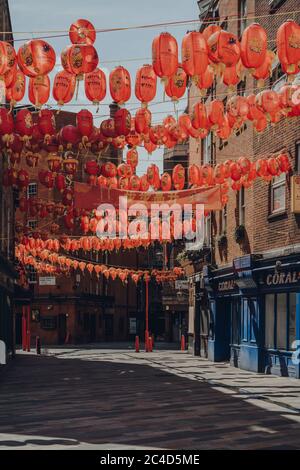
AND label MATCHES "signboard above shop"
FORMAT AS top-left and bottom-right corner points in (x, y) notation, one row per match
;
(39, 276), (56, 286)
